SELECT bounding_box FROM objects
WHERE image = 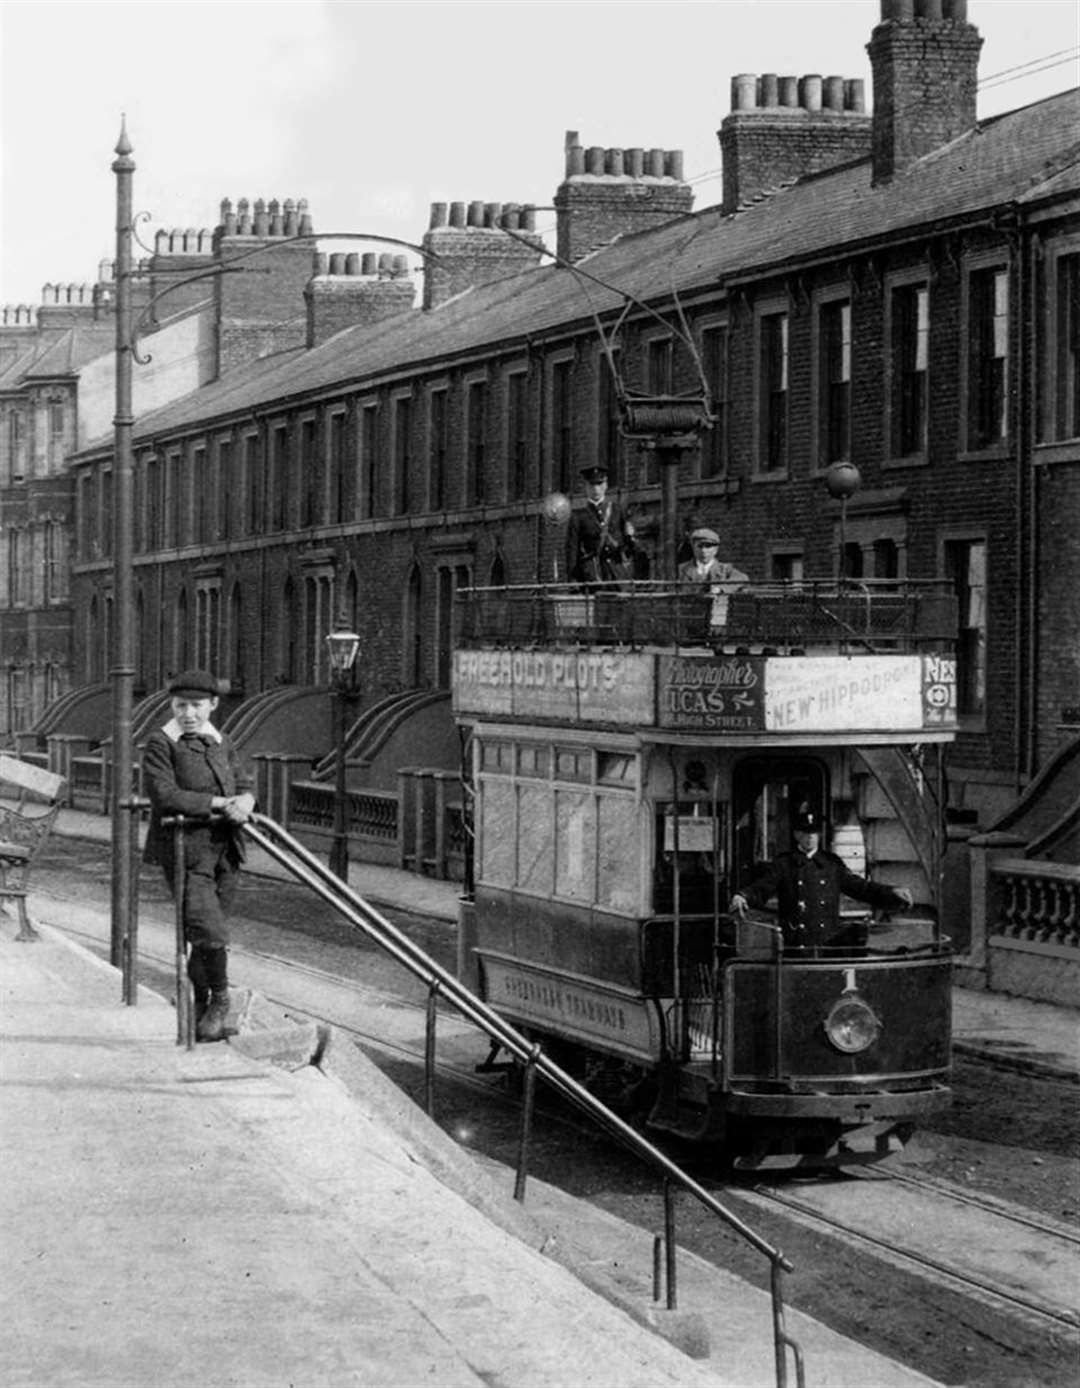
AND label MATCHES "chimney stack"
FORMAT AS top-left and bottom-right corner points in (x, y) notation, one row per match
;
(305, 251), (415, 346)
(213, 196), (314, 374)
(719, 73), (870, 213)
(868, 0), (982, 185)
(421, 200), (545, 310)
(555, 132), (693, 263)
